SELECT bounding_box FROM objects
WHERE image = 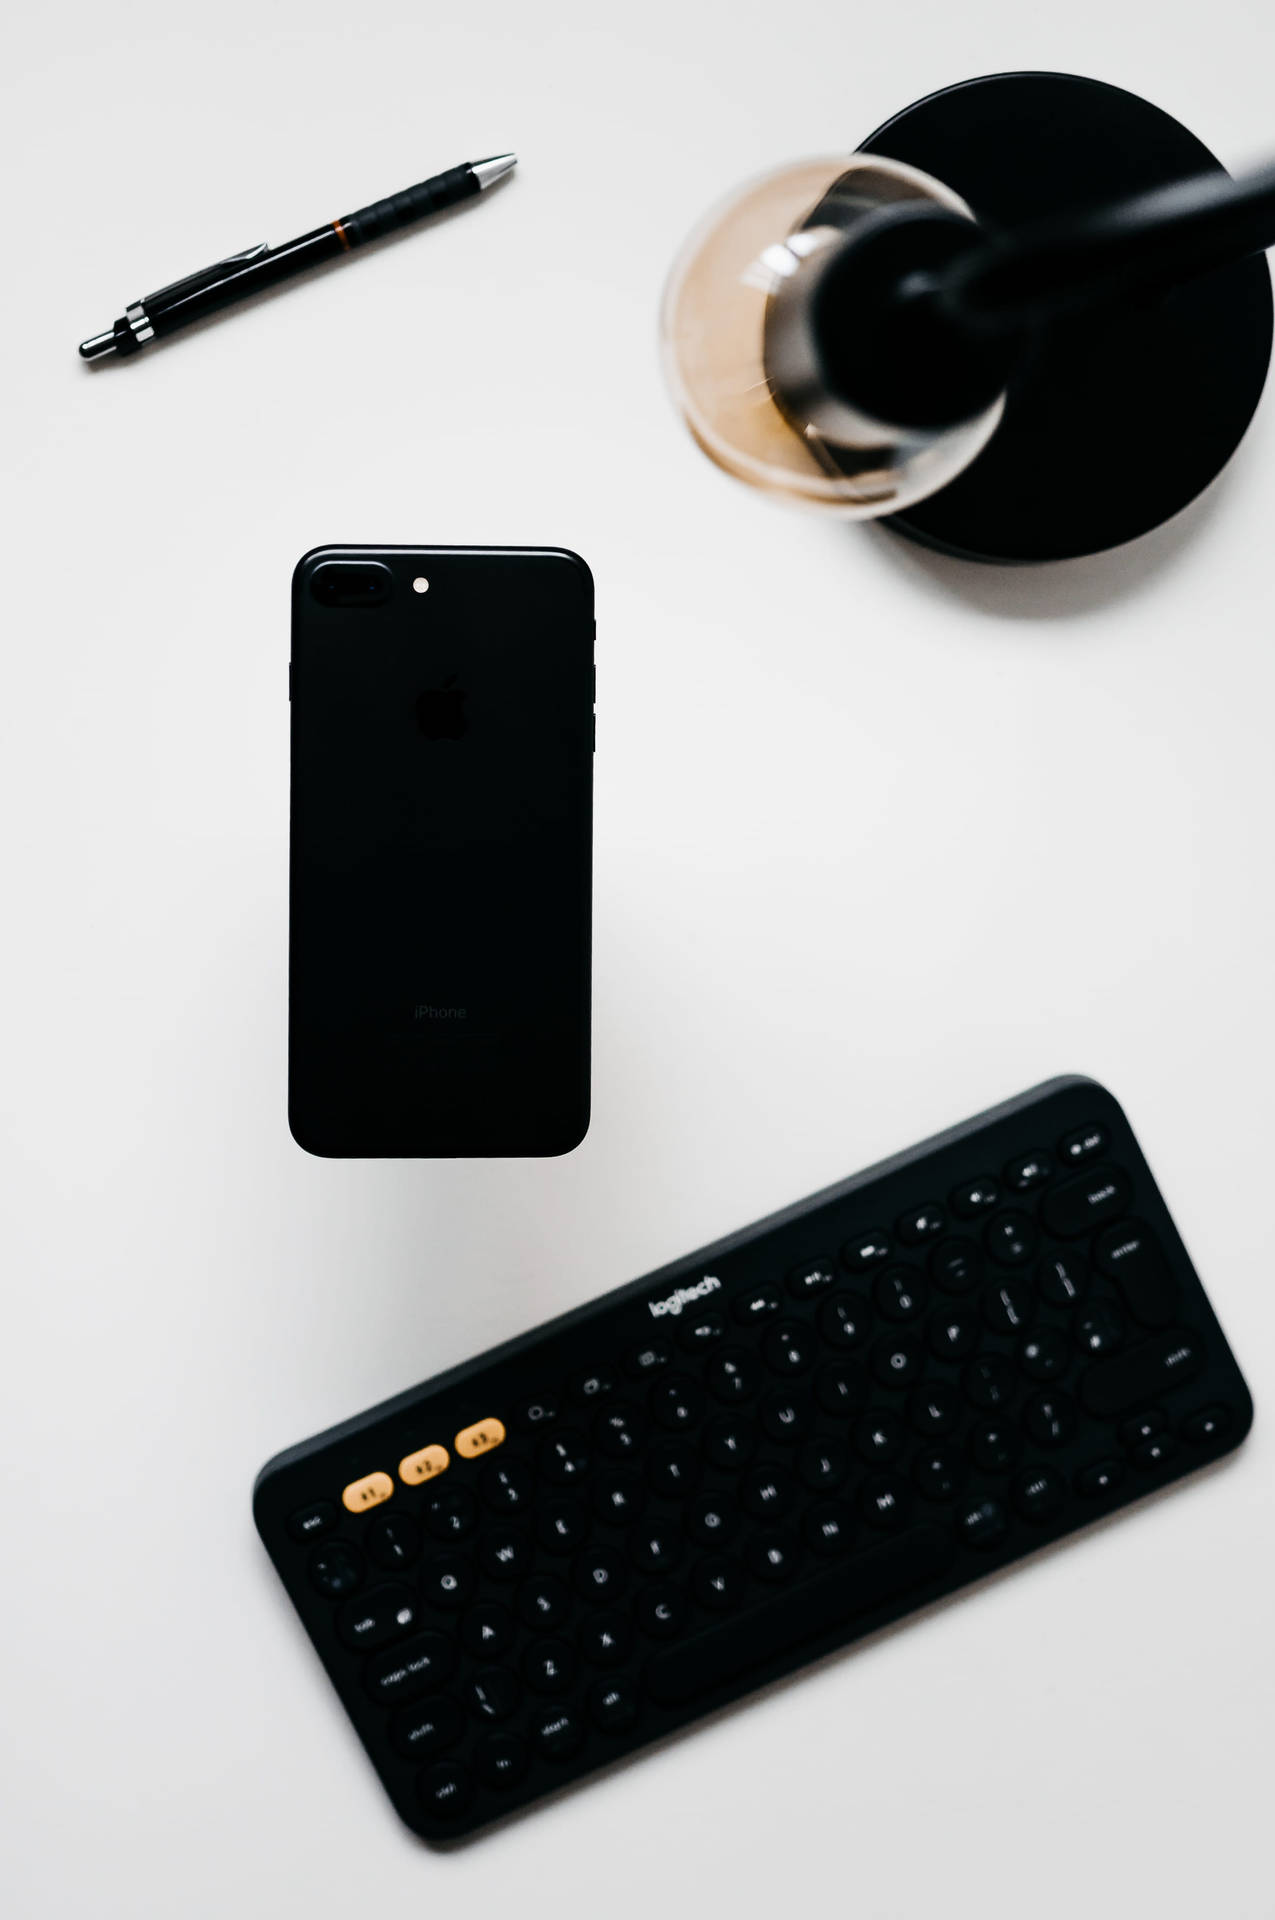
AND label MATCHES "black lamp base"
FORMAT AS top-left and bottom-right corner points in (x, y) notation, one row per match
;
(861, 73), (1273, 563)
